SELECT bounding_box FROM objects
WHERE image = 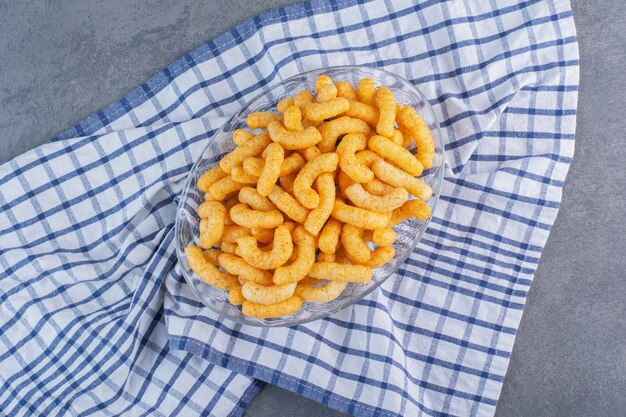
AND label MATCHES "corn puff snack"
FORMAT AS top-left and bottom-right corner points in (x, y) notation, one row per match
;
(186, 73), (436, 318)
